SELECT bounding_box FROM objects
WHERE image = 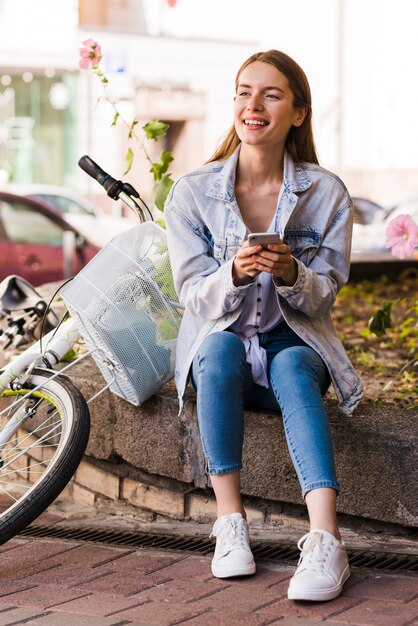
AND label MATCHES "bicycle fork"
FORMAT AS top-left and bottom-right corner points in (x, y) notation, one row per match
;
(0, 319), (80, 452)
